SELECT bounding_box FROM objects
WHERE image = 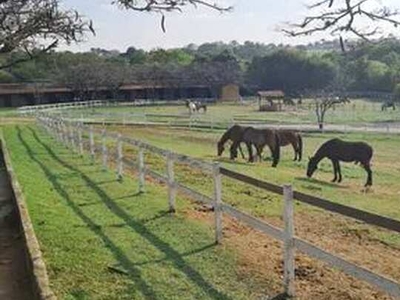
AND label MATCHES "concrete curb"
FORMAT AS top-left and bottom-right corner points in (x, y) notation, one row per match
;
(1, 134), (56, 300)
